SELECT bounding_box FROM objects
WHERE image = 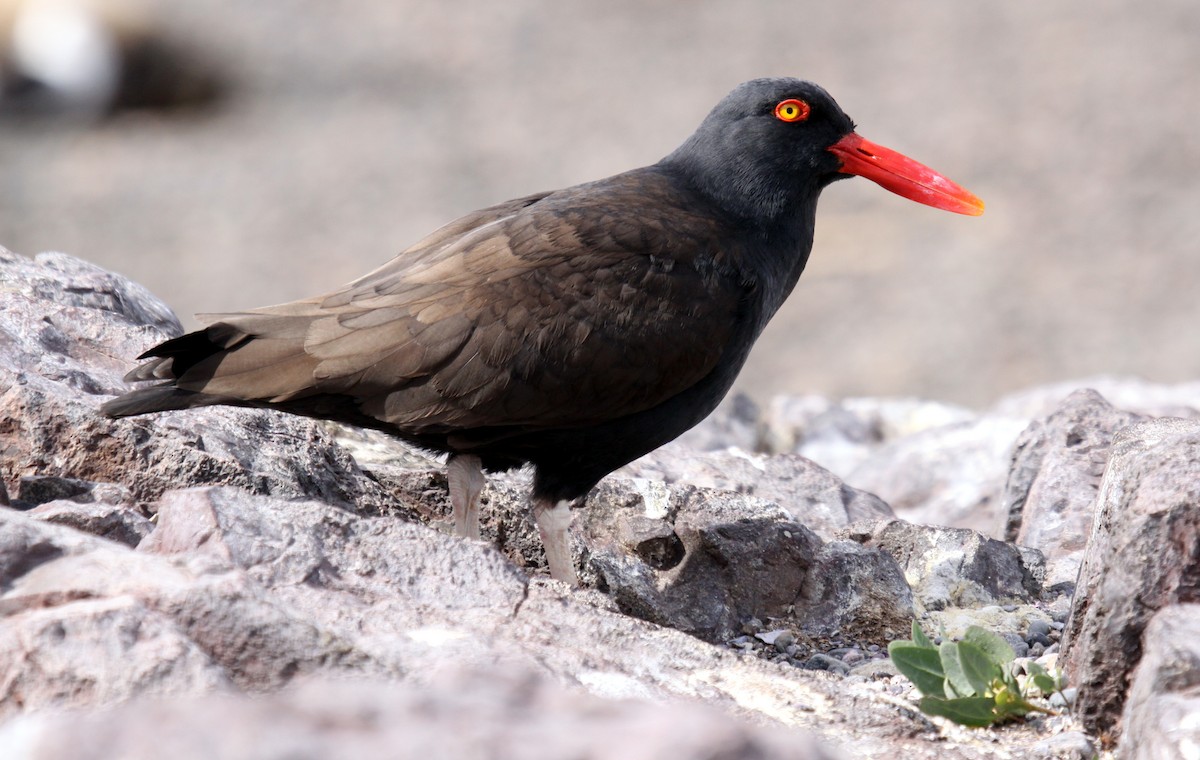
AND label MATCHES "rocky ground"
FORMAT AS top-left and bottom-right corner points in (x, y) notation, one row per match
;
(4, 250), (1200, 758)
